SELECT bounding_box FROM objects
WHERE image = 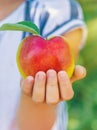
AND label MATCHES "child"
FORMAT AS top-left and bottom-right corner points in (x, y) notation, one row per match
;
(0, 0), (87, 130)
